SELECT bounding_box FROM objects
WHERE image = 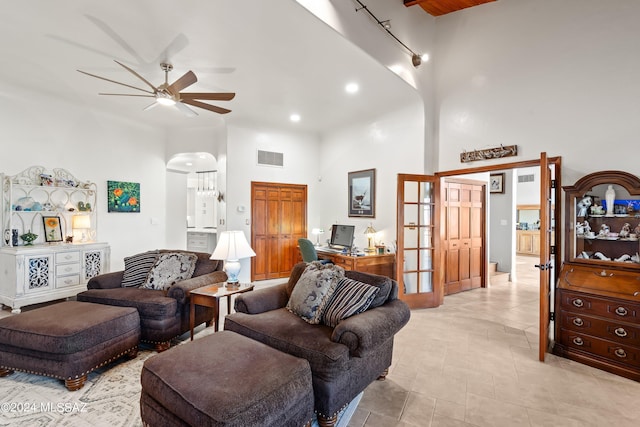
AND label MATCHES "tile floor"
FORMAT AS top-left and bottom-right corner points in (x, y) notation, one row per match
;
(348, 257), (640, 426)
(2, 258), (640, 427)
